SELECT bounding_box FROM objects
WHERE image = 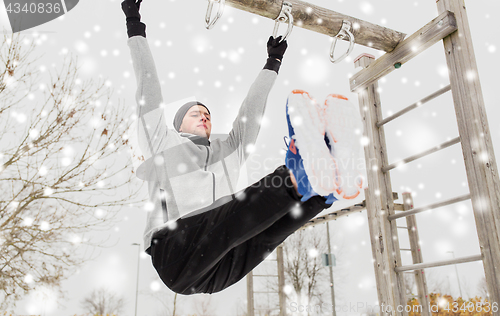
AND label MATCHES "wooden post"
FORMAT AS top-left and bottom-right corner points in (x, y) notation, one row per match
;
(247, 272), (255, 316)
(222, 0), (406, 52)
(349, 11), (457, 92)
(356, 54), (407, 316)
(276, 245), (286, 316)
(402, 193), (430, 316)
(437, 0), (500, 309)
